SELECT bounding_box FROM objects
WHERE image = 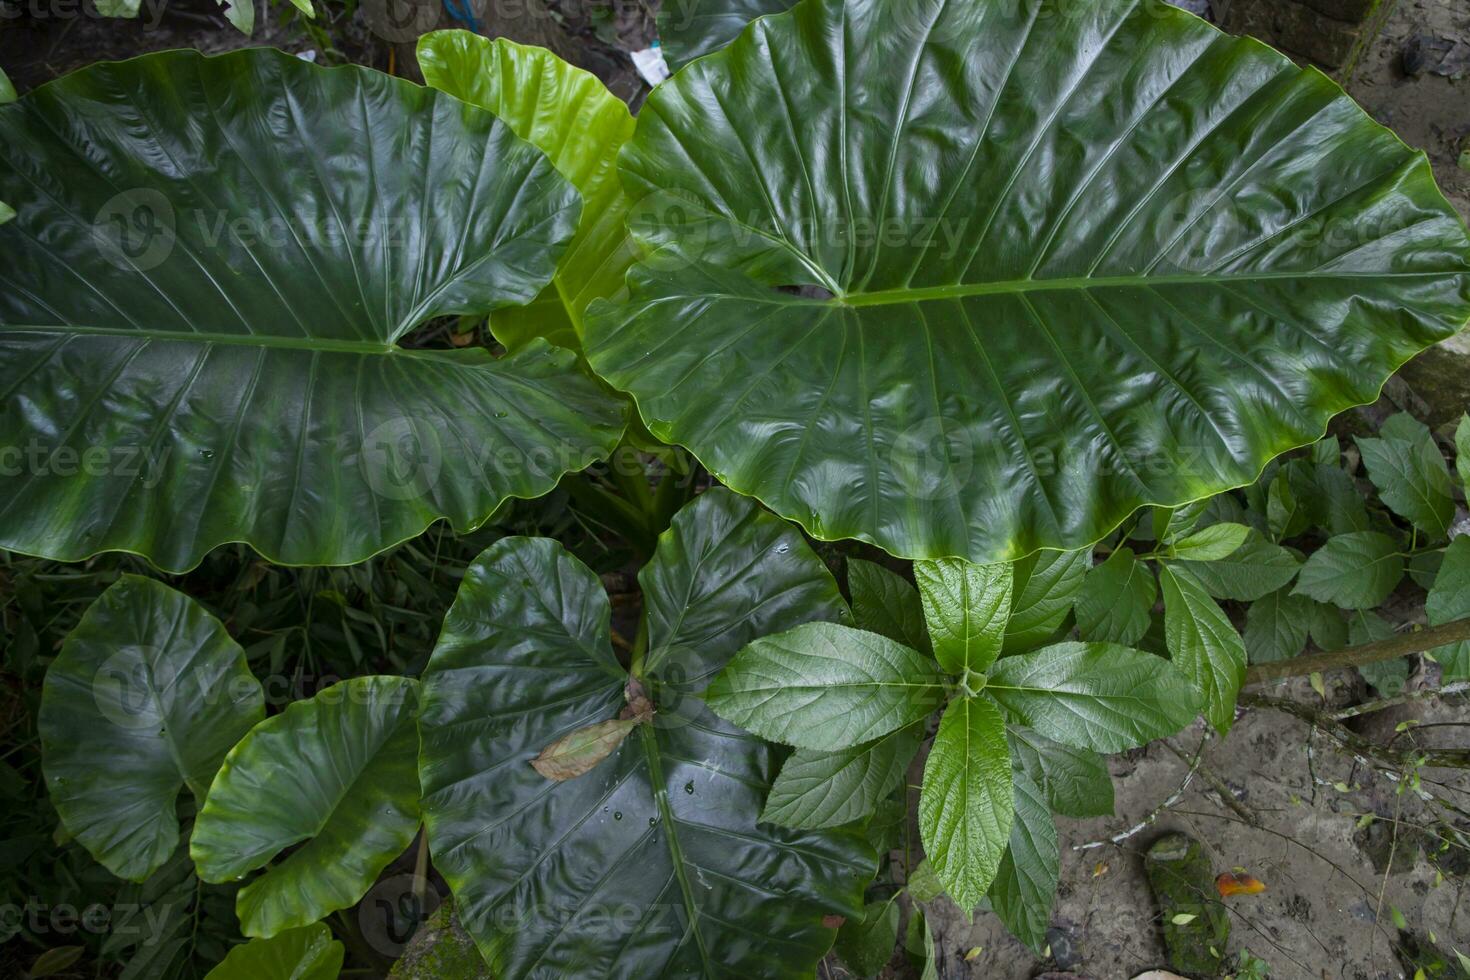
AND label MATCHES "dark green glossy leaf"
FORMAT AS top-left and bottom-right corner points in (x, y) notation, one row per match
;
(919, 696), (1012, 911)
(191, 676), (420, 937)
(1003, 549), (1088, 653)
(1293, 531), (1405, 609)
(1176, 529), (1300, 601)
(835, 898), (900, 978)
(39, 576), (264, 881)
(417, 32), (636, 352)
(986, 768), (1058, 953)
(0, 49), (624, 572)
(848, 558), (930, 652)
(1008, 727), (1113, 819)
(587, 0), (1470, 564)
(1160, 564), (1246, 733)
(914, 558), (1011, 675)
(1244, 589), (1311, 664)
(1357, 414), (1456, 540)
(1426, 536), (1470, 682)
(203, 924), (343, 980)
(657, 0), (796, 69)
(418, 490), (873, 978)
(706, 622), (948, 750)
(1075, 547), (1156, 646)
(761, 724), (922, 830)
(988, 641), (1198, 752)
